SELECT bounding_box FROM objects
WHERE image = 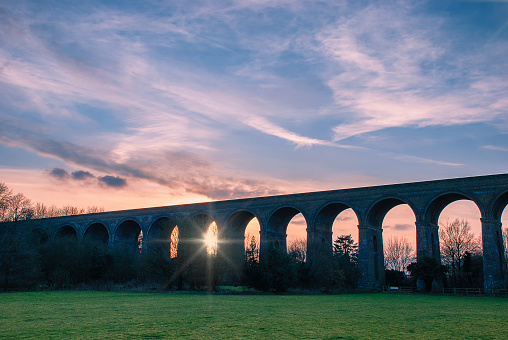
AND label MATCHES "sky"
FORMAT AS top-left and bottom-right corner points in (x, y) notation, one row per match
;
(1, 0), (508, 246)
